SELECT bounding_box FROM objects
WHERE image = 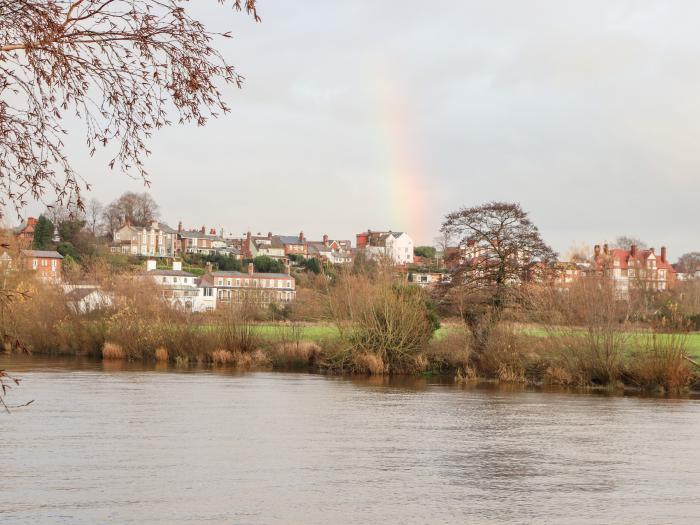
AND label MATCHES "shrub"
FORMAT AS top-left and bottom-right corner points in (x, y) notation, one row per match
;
(102, 342), (125, 360)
